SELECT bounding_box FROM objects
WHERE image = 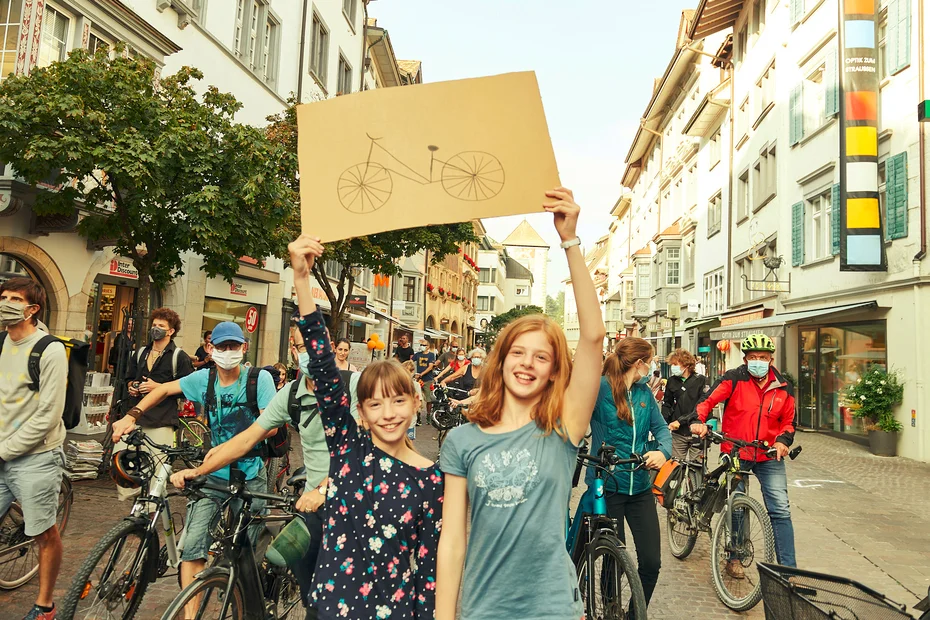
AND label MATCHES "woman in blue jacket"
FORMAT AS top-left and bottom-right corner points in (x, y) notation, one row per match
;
(585, 337), (672, 605)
